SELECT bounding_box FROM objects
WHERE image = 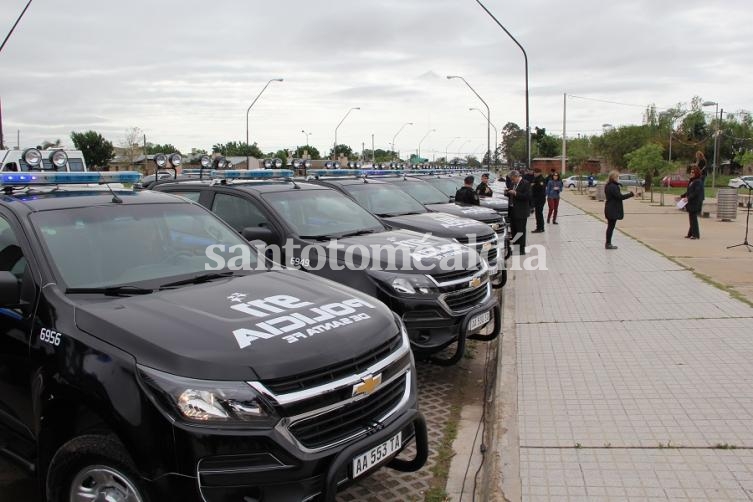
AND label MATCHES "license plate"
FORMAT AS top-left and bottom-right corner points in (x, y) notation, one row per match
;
(352, 432), (402, 479)
(469, 310), (491, 331)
